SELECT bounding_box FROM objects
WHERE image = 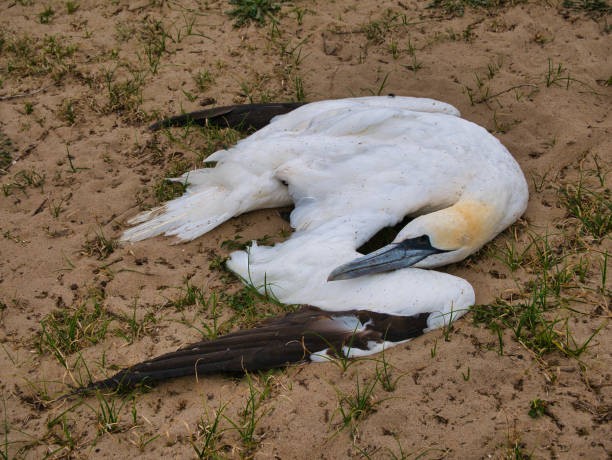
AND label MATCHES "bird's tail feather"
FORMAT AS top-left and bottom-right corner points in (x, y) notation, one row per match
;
(121, 186), (236, 242)
(65, 306), (429, 396)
